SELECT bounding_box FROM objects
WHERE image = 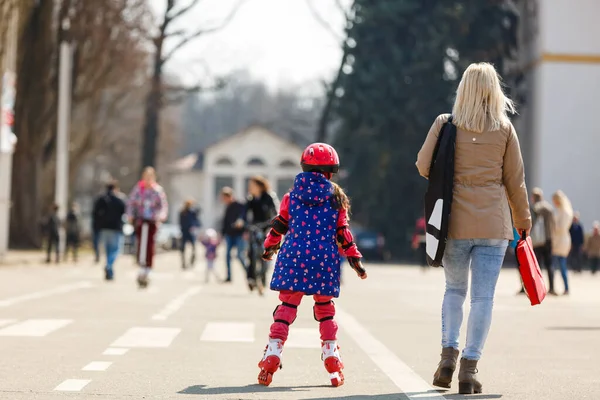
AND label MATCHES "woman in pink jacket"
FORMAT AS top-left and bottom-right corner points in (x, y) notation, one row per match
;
(126, 167), (169, 288)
